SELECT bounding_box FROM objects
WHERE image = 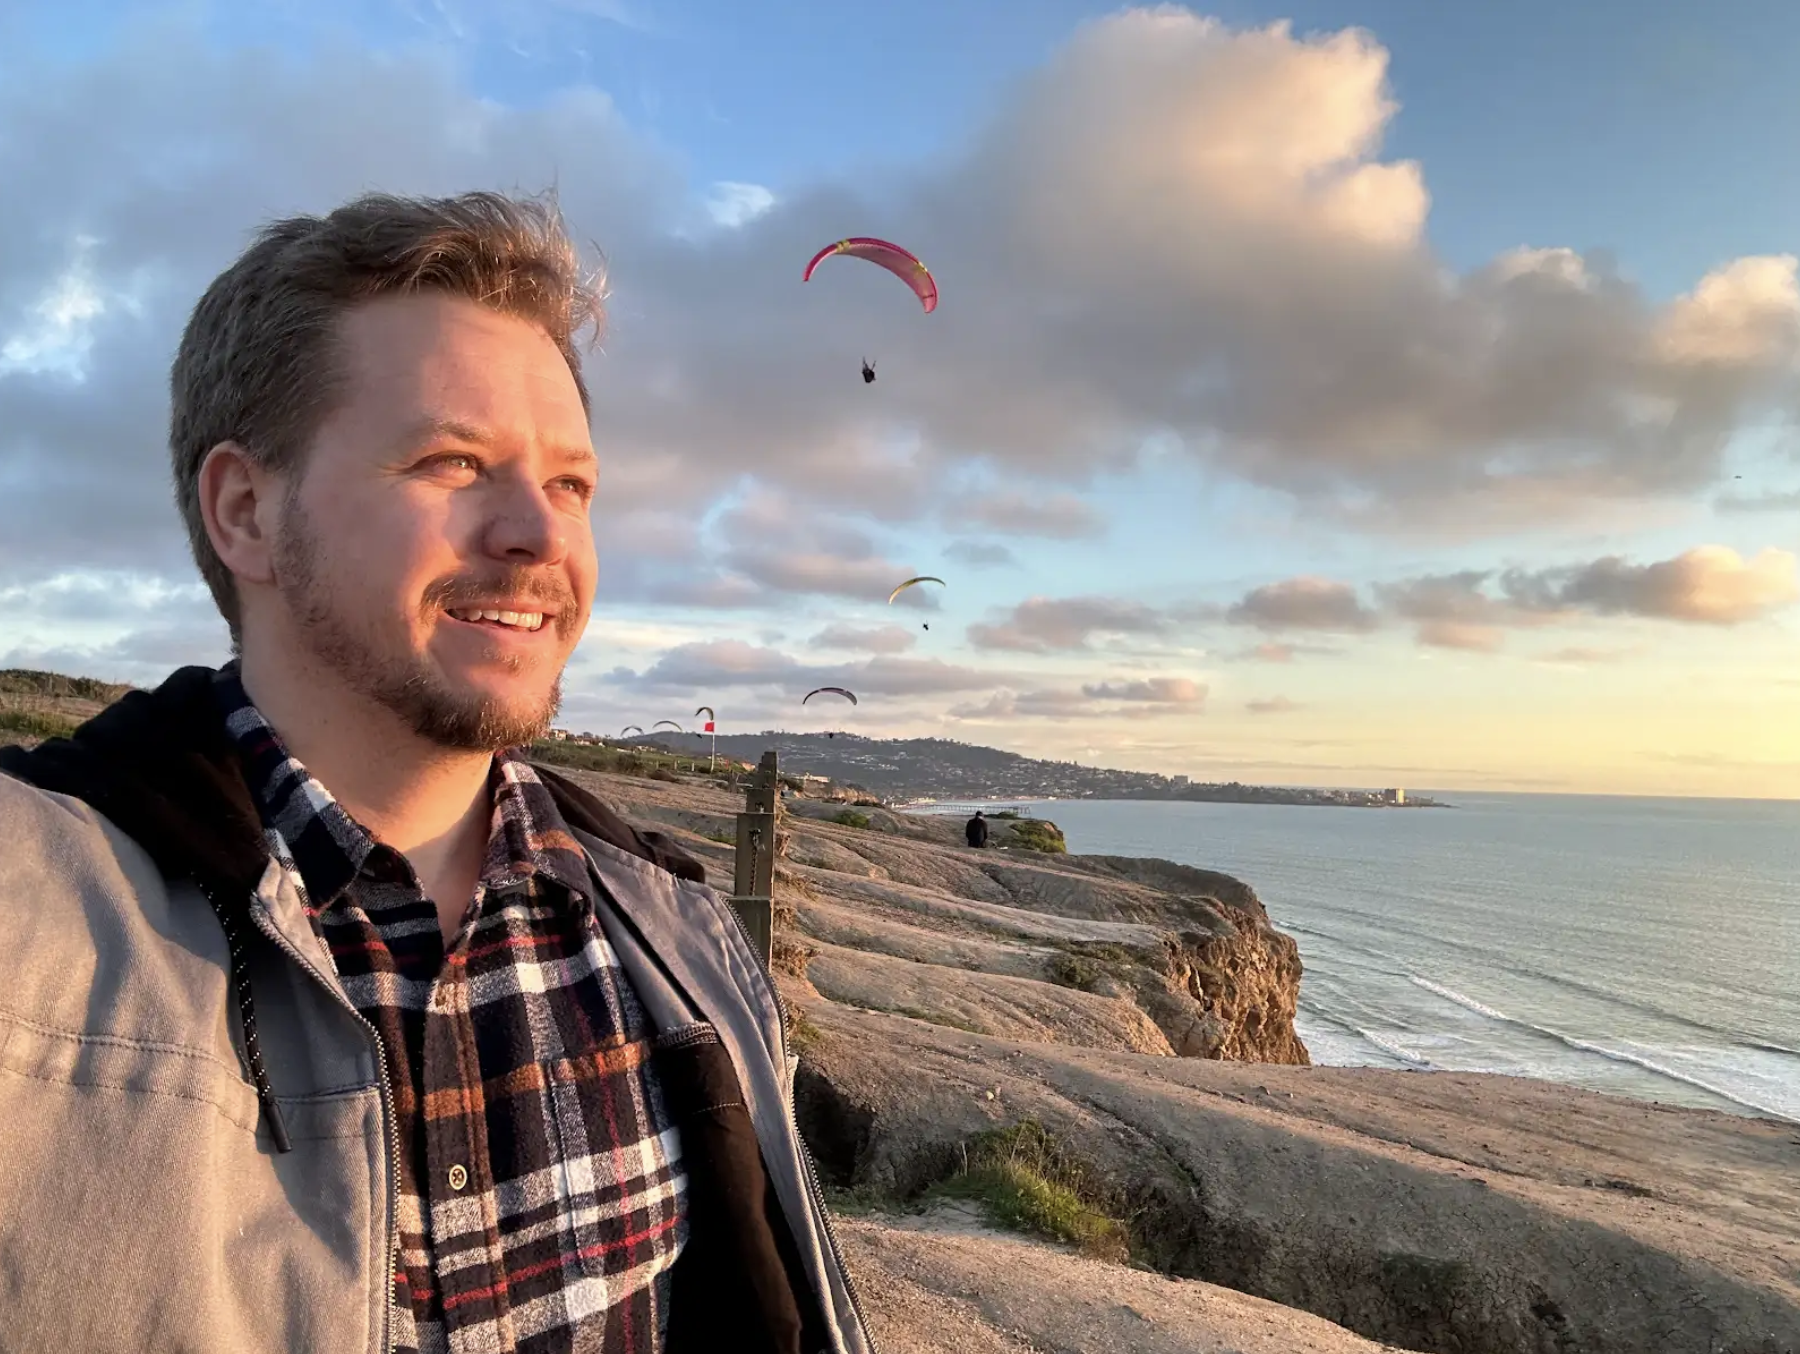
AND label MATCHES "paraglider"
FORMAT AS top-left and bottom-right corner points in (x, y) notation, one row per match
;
(861, 358), (876, 384)
(620, 724), (643, 737)
(803, 237), (937, 313)
(652, 720), (684, 733)
(803, 687), (855, 736)
(887, 575), (944, 606)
